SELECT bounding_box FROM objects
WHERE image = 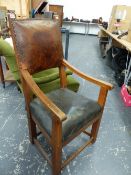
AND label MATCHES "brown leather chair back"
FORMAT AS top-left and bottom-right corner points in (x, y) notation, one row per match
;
(10, 19), (63, 74)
